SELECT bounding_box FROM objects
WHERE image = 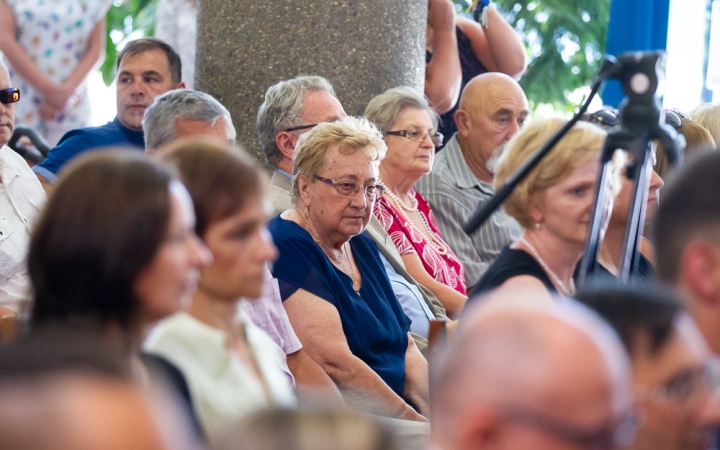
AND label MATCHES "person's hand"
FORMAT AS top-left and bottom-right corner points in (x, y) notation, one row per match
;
(427, 0), (456, 33)
(38, 101), (60, 121)
(41, 82), (77, 112)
